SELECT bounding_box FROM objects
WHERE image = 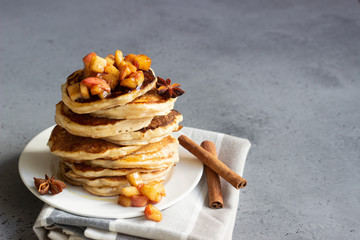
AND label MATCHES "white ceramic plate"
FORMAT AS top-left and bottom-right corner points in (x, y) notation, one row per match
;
(18, 126), (203, 219)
